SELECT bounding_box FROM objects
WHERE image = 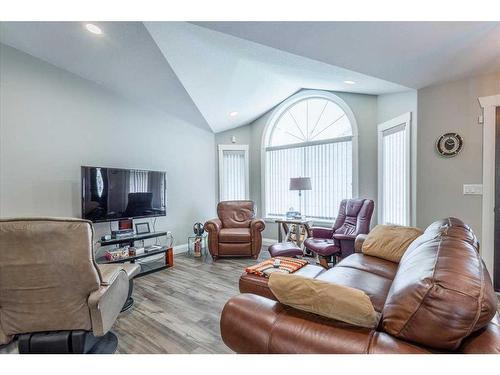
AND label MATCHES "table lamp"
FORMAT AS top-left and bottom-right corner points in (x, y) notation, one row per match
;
(289, 177), (312, 219)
